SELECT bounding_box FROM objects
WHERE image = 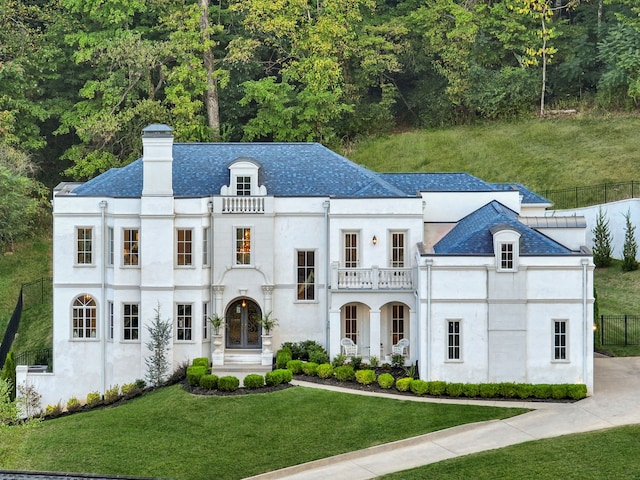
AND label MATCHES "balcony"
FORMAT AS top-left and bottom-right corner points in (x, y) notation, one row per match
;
(333, 264), (415, 290)
(222, 196), (265, 214)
